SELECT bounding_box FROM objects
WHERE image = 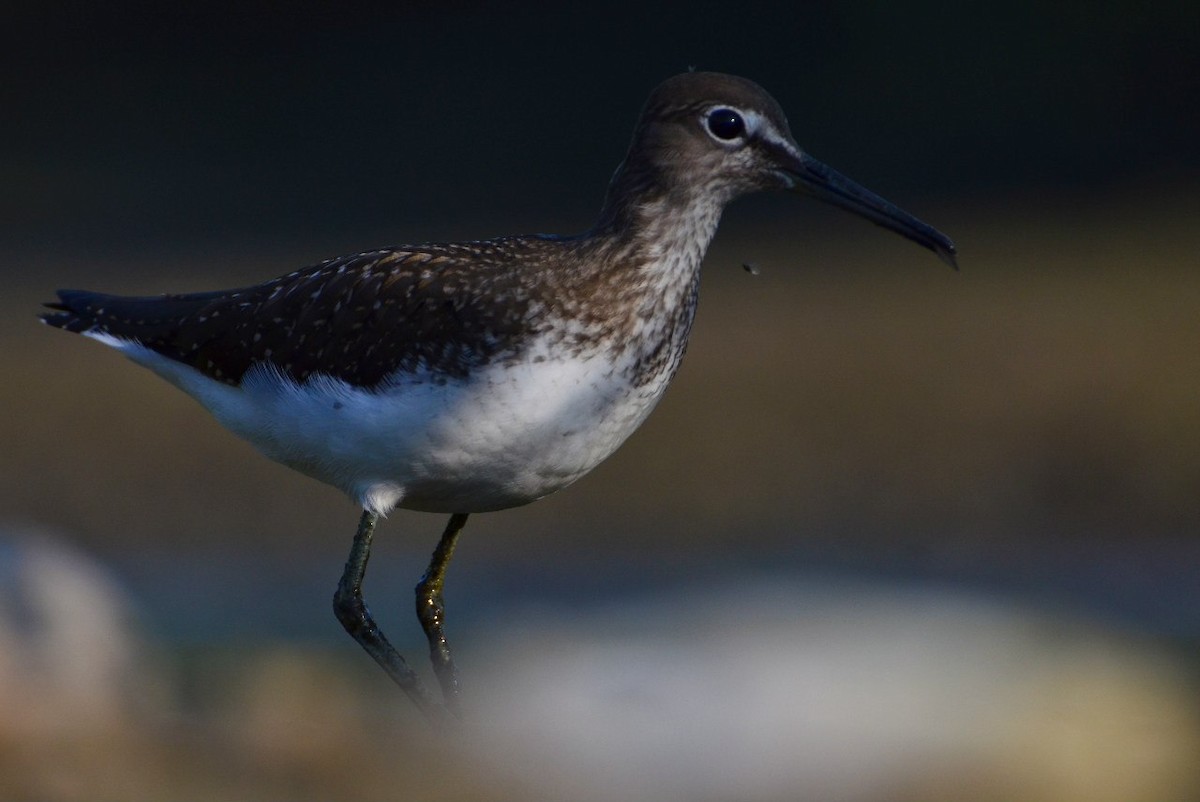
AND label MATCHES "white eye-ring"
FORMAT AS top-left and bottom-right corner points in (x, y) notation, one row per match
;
(706, 107), (746, 140)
